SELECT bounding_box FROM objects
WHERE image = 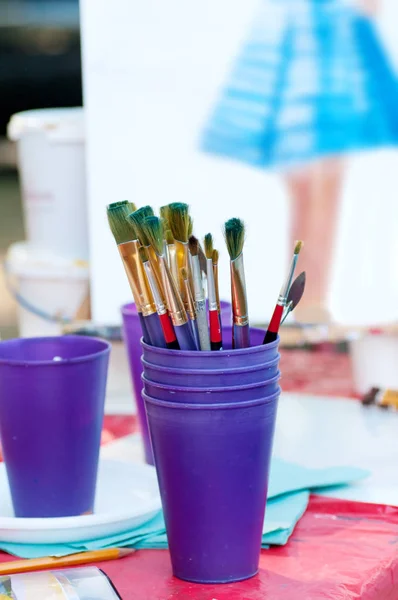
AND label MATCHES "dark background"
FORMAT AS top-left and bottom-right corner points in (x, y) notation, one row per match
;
(0, 0), (82, 136)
